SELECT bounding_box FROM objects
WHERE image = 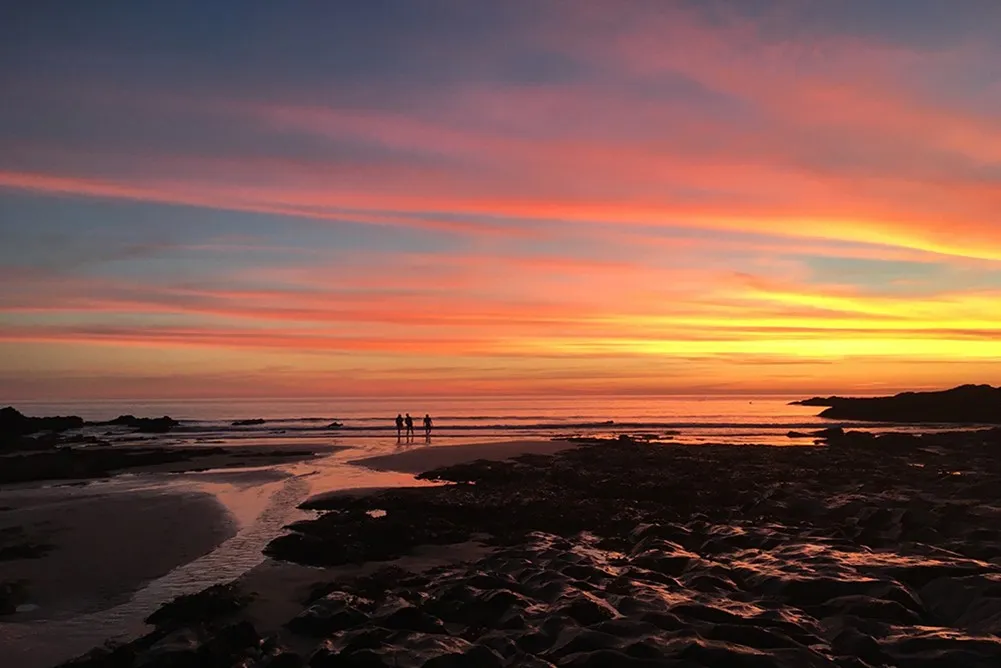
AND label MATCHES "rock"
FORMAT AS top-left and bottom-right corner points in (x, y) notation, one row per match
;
(378, 606), (447, 634)
(96, 415), (180, 433)
(146, 584), (250, 628)
(0, 407), (83, 448)
(287, 591), (371, 636)
(0, 580), (28, 615)
(812, 384), (1001, 424)
(267, 653), (305, 668)
(819, 595), (924, 625)
(790, 397), (839, 407)
(558, 649), (677, 667)
(421, 644), (505, 668)
(556, 594), (618, 626)
(142, 627), (201, 666)
(327, 421), (344, 429)
(811, 427), (845, 441)
(199, 621), (260, 662)
(921, 574), (1001, 633)
(232, 419), (267, 426)
(829, 626), (890, 665)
